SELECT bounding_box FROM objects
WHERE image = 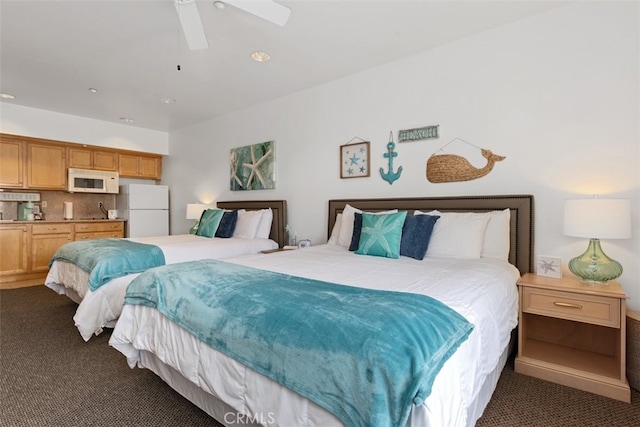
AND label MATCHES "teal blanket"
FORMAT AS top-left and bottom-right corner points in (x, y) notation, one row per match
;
(125, 259), (473, 427)
(50, 238), (165, 291)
